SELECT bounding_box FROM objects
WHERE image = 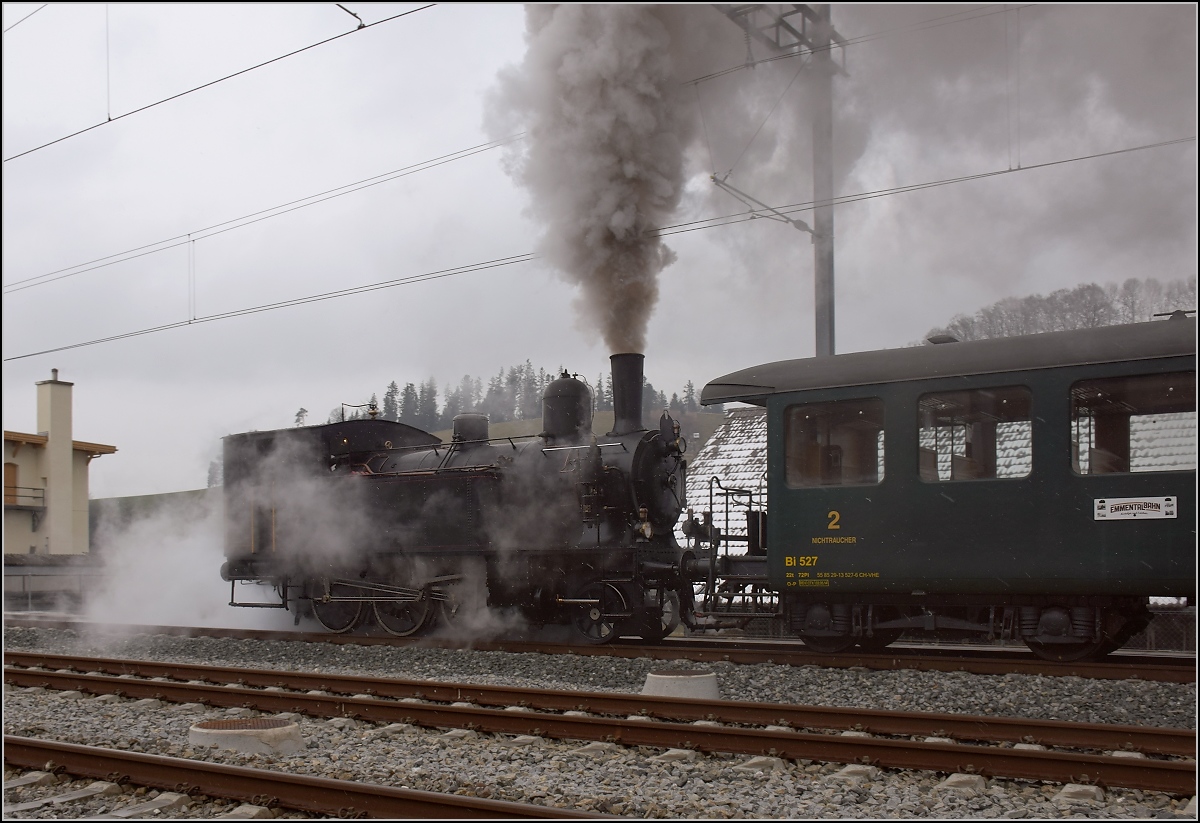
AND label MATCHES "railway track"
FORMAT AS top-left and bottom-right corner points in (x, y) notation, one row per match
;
(5, 616), (1194, 683)
(4, 736), (604, 819)
(5, 653), (1195, 795)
